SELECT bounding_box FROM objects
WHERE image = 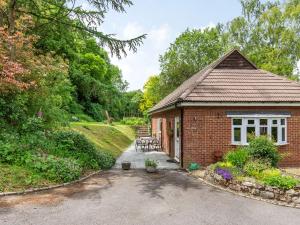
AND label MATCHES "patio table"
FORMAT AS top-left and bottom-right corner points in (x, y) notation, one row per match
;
(135, 137), (160, 151)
